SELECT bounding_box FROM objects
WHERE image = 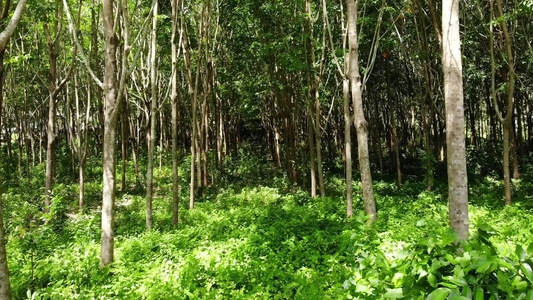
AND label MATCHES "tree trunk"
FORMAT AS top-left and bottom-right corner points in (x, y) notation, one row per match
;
(346, 0), (377, 221)
(0, 1), (28, 297)
(79, 158), (86, 209)
(100, 0), (120, 268)
(386, 53), (402, 187)
(442, 0), (469, 240)
(307, 101), (317, 197)
(0, 51), (11, 300)
(343, 56), (353, 218)
(171, 0), (180, 225)
(490, 0), (515, 205)
(145, 0), (158, 231)
(44, 18), (59, 211)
